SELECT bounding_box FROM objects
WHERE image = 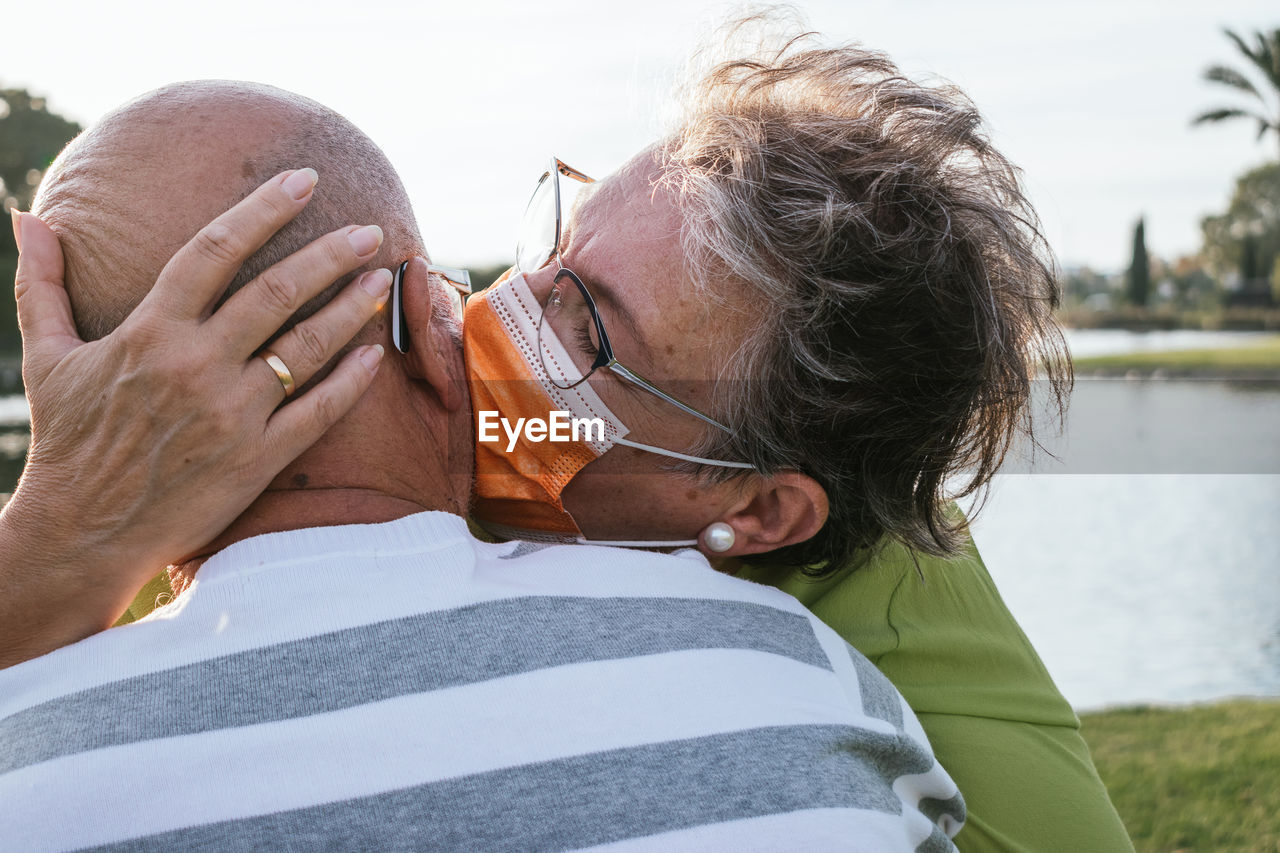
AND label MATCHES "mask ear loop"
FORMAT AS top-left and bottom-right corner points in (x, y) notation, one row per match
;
(574, 536), (700, 548)
(614, 437), (755, 469)
(477, 519), (700, 549)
